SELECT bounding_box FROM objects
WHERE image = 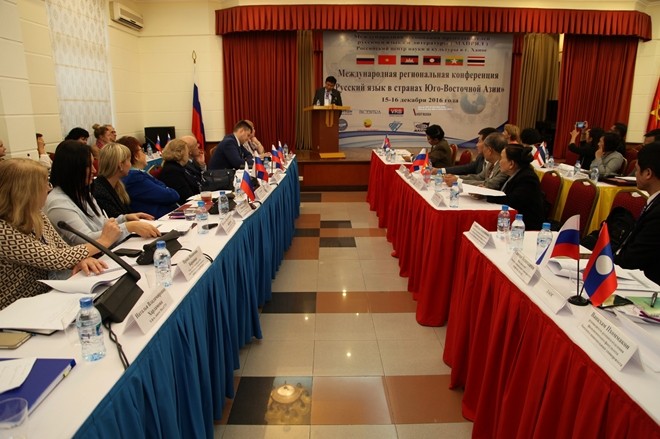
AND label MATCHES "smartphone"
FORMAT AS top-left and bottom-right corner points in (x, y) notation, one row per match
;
(575, 121), (586, 129)
(114, 248), (142, 257)
(0, 331), (32, 349)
